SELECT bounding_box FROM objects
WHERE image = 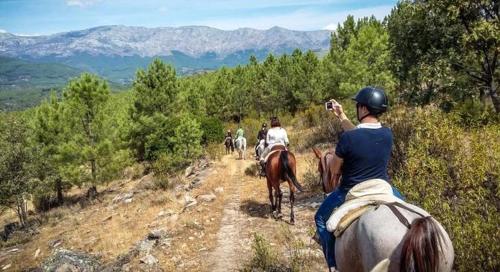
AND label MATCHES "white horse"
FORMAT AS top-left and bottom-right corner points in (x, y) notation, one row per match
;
(234, 137), (247, 160)
(255, 139), (265, 159)
(335, 203), (454, 272)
